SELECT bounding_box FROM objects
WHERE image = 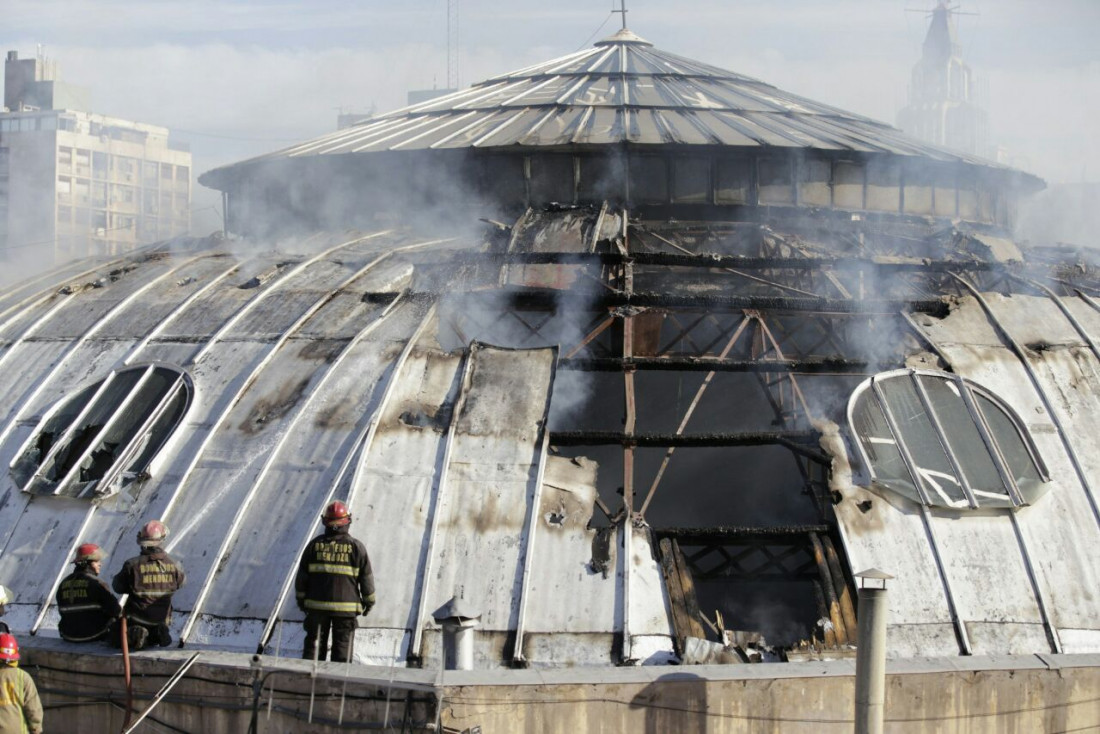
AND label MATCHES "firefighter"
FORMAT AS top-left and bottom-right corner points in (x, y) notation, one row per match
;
(295, 501), (375, 663)
(0, 587), (12, 635)
(56, 543), (121, 643)
(112, 520), (185, 651)
(0, 634), (43, 734)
